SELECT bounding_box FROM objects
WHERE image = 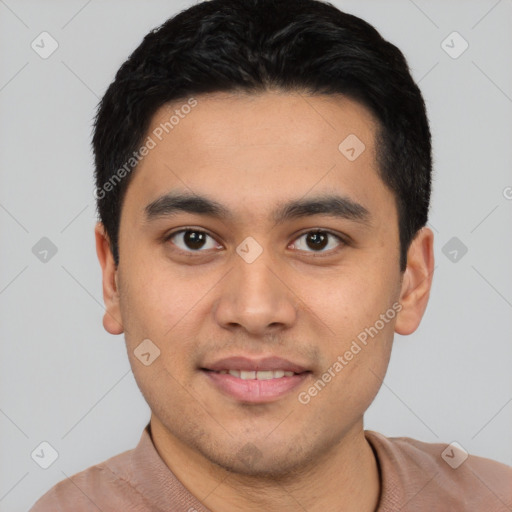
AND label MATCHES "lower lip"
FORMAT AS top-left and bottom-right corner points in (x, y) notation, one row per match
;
(202, 370), (309, 403)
